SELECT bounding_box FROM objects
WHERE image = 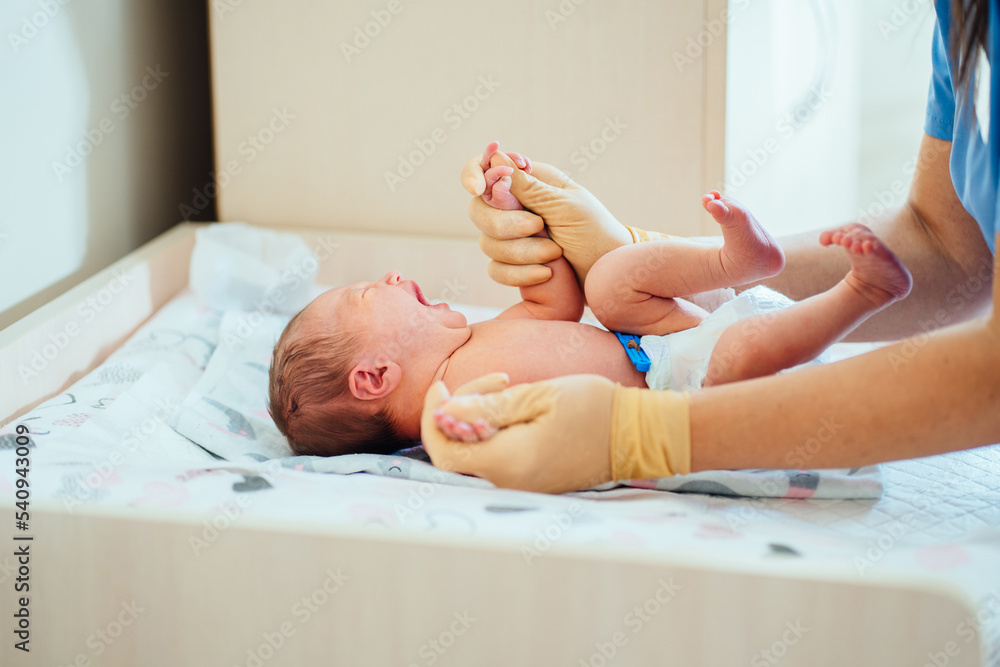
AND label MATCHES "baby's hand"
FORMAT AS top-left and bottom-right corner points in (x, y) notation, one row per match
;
(432, 410), (498, 443)
(480, 141), (532, 211)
